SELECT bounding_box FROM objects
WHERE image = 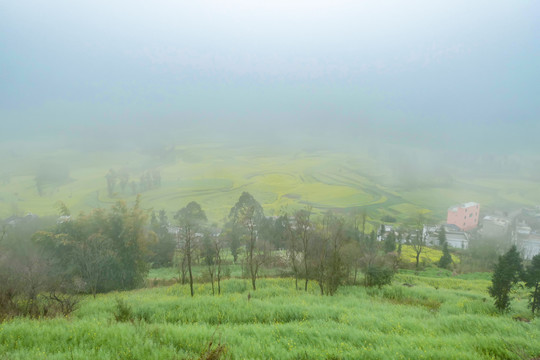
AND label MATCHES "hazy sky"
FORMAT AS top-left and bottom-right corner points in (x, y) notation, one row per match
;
(1, 0), (539, 151)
